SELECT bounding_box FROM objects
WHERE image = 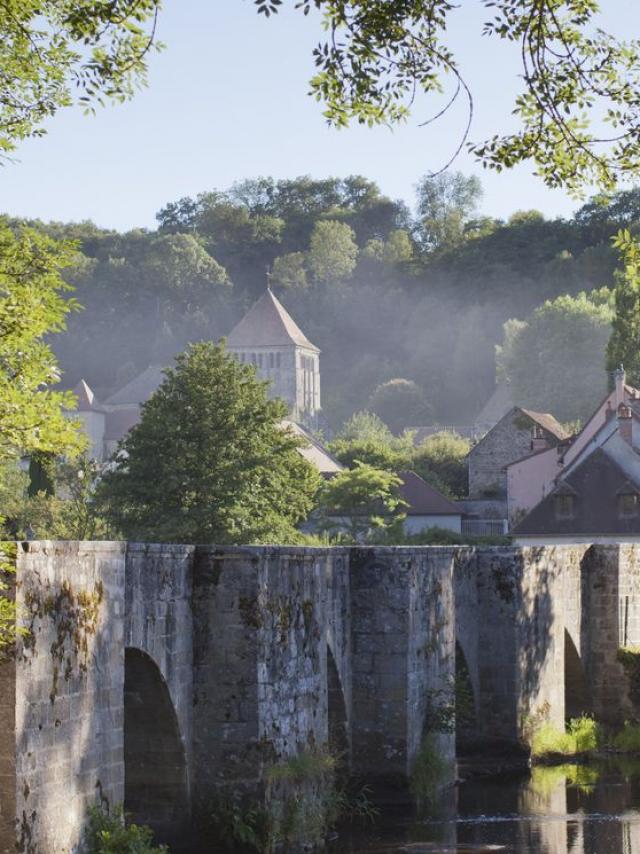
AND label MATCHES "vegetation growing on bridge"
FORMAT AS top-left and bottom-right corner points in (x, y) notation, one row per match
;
(86, 805), (167, 854)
